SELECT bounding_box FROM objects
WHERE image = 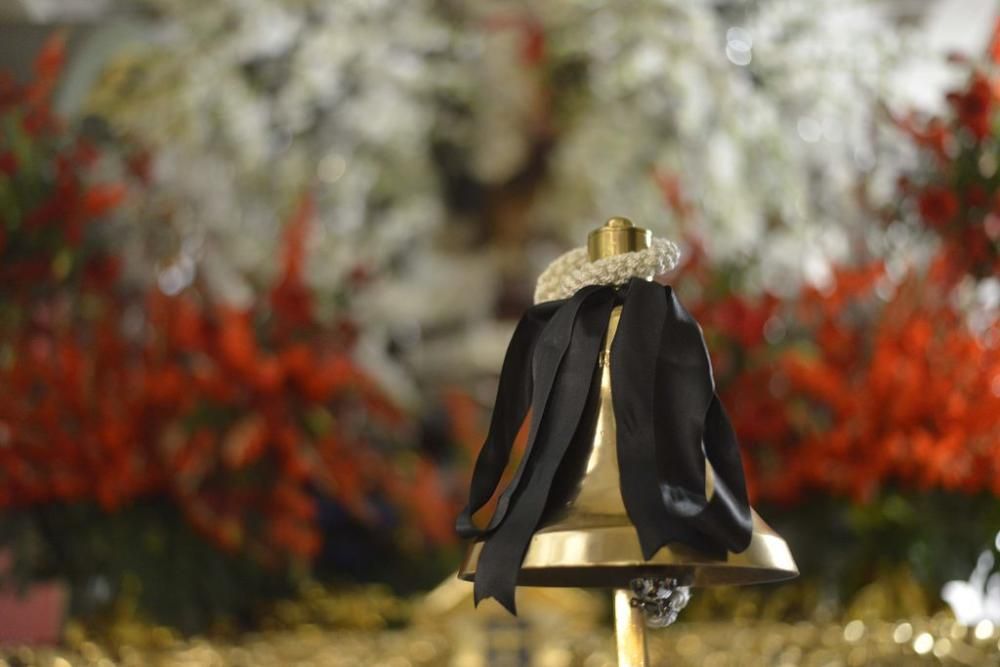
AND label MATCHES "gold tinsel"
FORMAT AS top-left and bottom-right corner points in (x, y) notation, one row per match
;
(5, 614), (1000, 666)
(2, 575), (997, 666)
